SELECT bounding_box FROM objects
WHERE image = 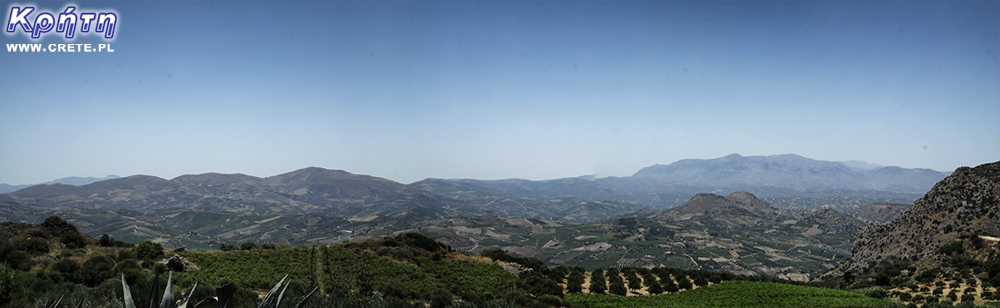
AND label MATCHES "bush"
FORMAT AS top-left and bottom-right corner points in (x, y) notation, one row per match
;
(429, 290), (453, 308)
(4, 250), (31, 271)
(899, 292), (912, 302)
(80, 255), (115, 287)
(12, 238), (49, 256)
(865, 287), (888, 299)
(961, 293), (975, 302)
(133, 241), (165, 261)
(61, 232), (87, 249)
(537, 294), (563, 307)
(240, 241), (258, 251)
(41, 216), (77, 235)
